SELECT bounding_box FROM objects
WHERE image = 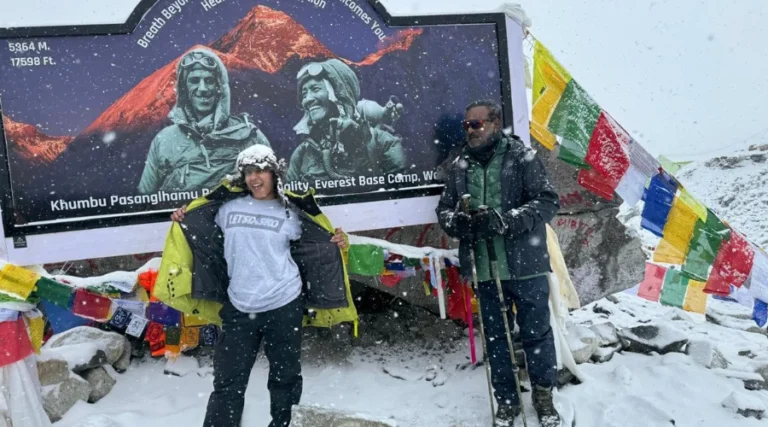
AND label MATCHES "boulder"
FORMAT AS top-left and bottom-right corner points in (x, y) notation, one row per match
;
(81, 366), (117, 403)
(37, 351), (70, 386)
(590, 322), (620, 347)
(45, 326), (130, 367)
(711, 369), (767, 391)
(591, 343), (622, 363)
(46, 343), (108, 373)
(290, 405), (398, 427)
(113, 338), (132, 373)
(42, 372), (92, 422)
(566, 325), (599, 364)
(722, 391), (765, 419)
(686, 340), (730, 369)
(617, 324), (689, 355)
